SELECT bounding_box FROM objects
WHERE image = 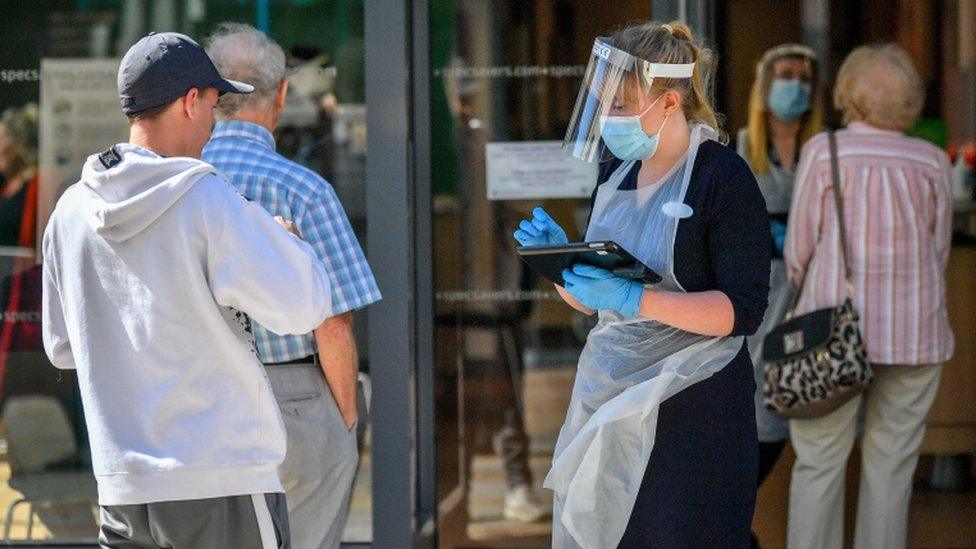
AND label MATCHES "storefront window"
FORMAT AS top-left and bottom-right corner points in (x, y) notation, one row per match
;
(426, 1), (976, 547)
(427, 2), (650, 546)
(0, 1), (371, 542)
